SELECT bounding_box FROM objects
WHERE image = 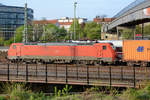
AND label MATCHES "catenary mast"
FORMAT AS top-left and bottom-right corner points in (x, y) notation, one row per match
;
(23, 0), (28, 43)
